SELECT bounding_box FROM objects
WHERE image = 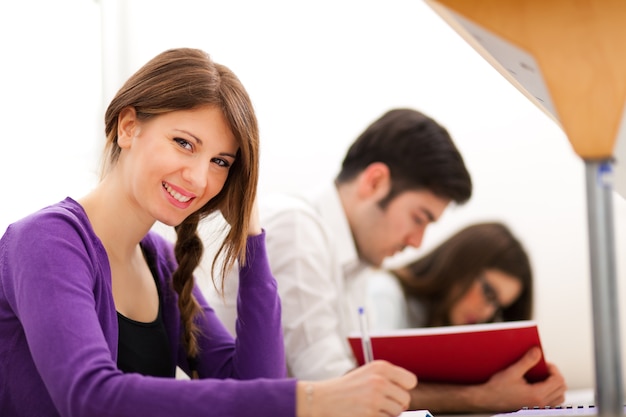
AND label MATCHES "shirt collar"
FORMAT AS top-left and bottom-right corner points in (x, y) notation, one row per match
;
(310, 185), (369, 276)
